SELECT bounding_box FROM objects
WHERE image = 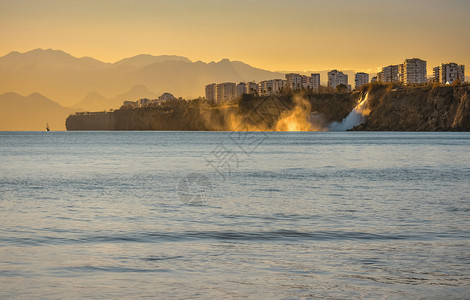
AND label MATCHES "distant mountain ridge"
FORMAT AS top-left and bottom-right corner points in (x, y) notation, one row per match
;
(75, 85), (159, 111)
(113, 54), (192, 67)
(0, 92), (75, 131)
(0, 48), (108, 71)
(0, 48), (285, 111)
